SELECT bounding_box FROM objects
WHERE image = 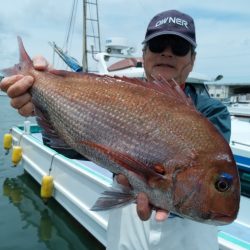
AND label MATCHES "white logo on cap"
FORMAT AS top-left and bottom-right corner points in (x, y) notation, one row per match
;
(155, 17), (189, 29)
